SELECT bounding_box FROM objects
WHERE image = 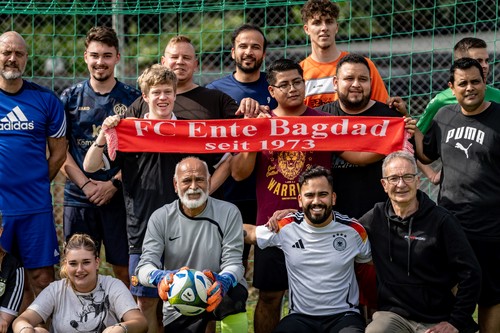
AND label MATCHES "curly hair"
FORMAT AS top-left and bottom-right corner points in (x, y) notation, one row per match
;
(301, 0), (340, 23)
